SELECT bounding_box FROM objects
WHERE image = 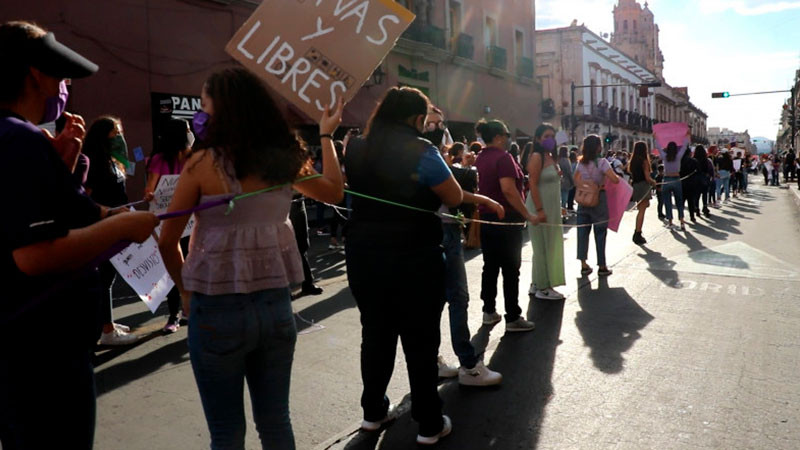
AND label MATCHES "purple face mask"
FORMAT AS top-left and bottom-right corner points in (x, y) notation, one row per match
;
(541, 137), (557, 152)
(41, 80), (68, 124)
(192, 111), (210, 141)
